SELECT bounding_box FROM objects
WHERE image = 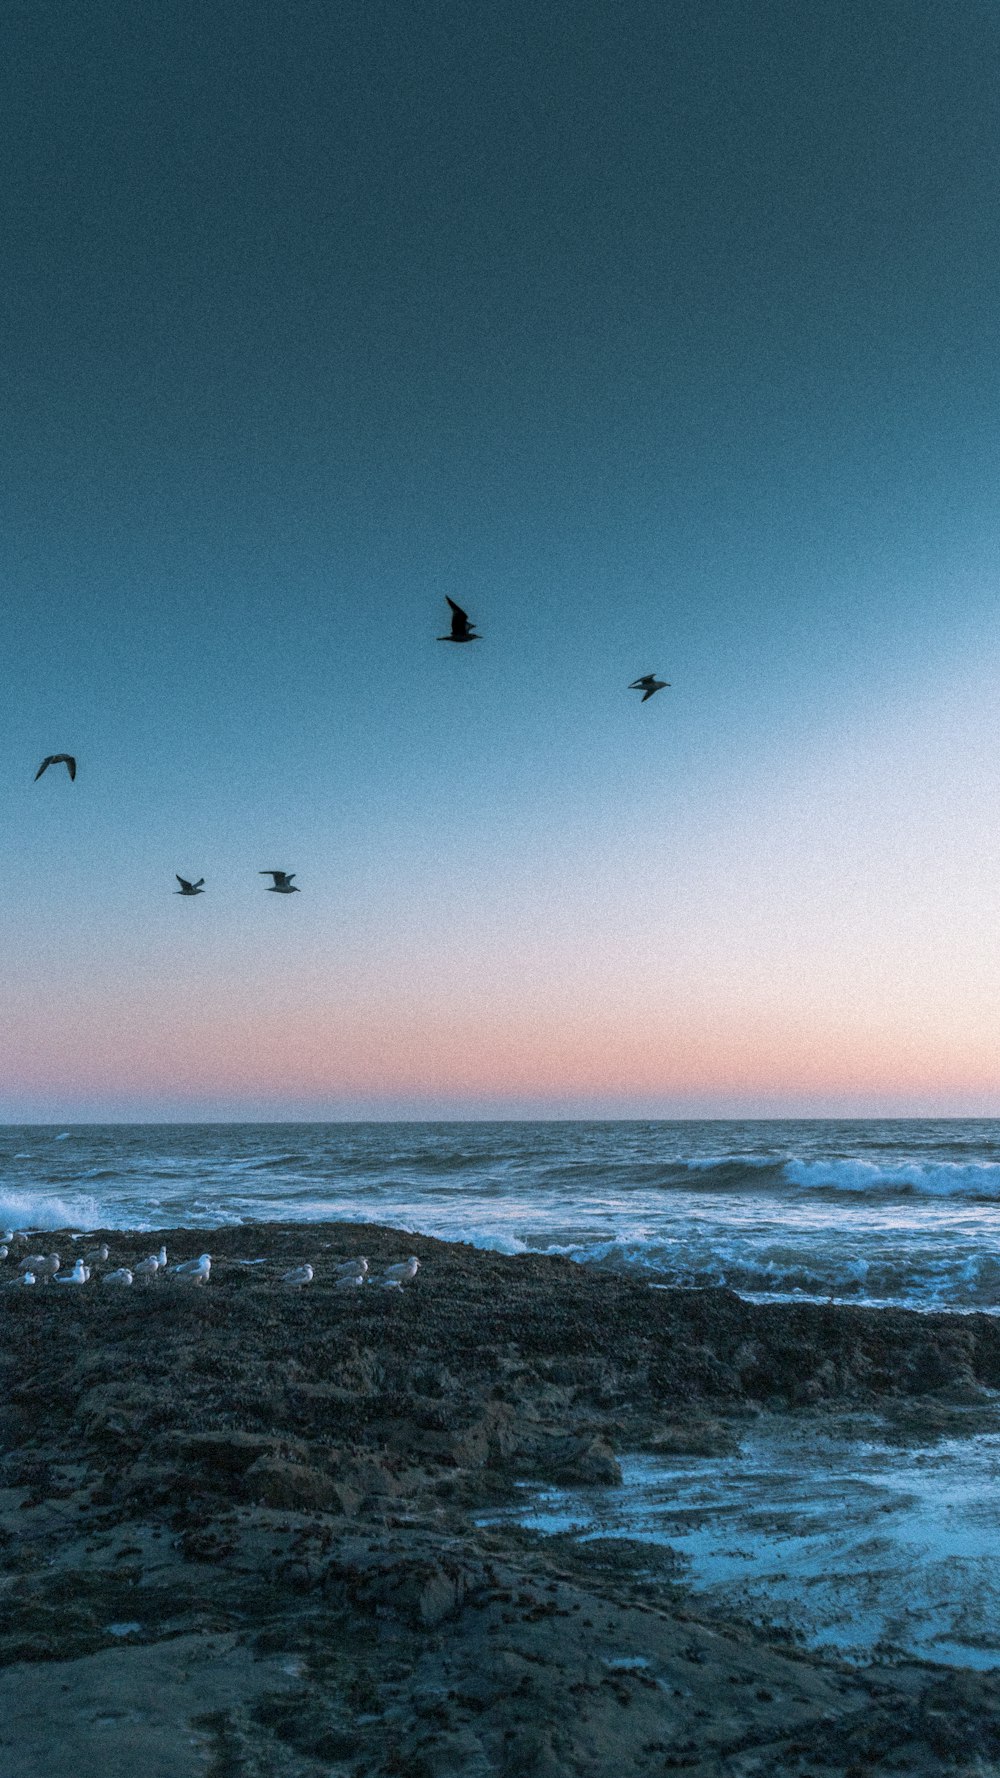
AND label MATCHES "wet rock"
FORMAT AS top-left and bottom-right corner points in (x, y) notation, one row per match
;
(241, 1456), (342, 1512)
(547, 1434), (622, 1486)
(648, 1418), (739, 1457)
